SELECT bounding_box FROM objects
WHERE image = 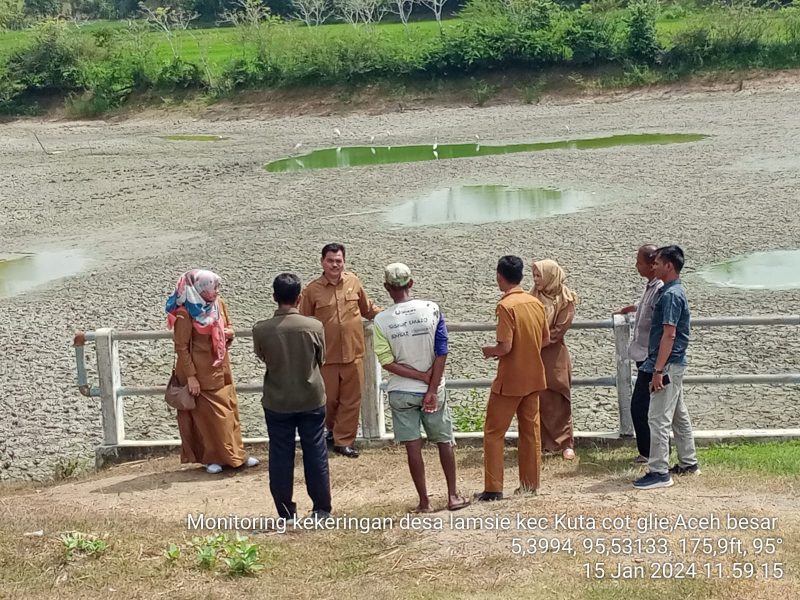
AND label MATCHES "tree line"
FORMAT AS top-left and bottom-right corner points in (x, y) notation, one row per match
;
(0, 0), (468, 28)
